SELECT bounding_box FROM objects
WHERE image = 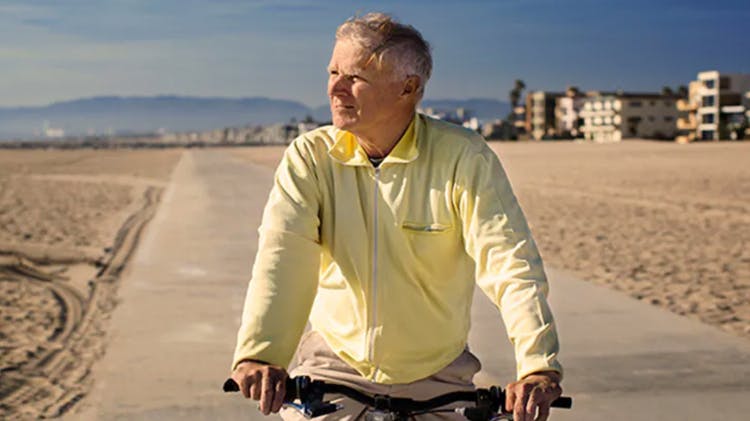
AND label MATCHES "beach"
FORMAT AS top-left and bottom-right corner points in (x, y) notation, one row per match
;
(1, 140), (748, 418)
(0, 149), (182, 418)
